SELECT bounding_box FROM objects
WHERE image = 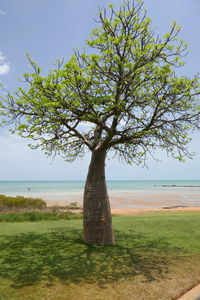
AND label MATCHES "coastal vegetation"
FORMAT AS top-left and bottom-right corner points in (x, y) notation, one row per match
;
(0, 195), (82, 222)
(1, 211), (200, 299)
(0, 194), (46, 209)
(1, 0), (200, 245)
